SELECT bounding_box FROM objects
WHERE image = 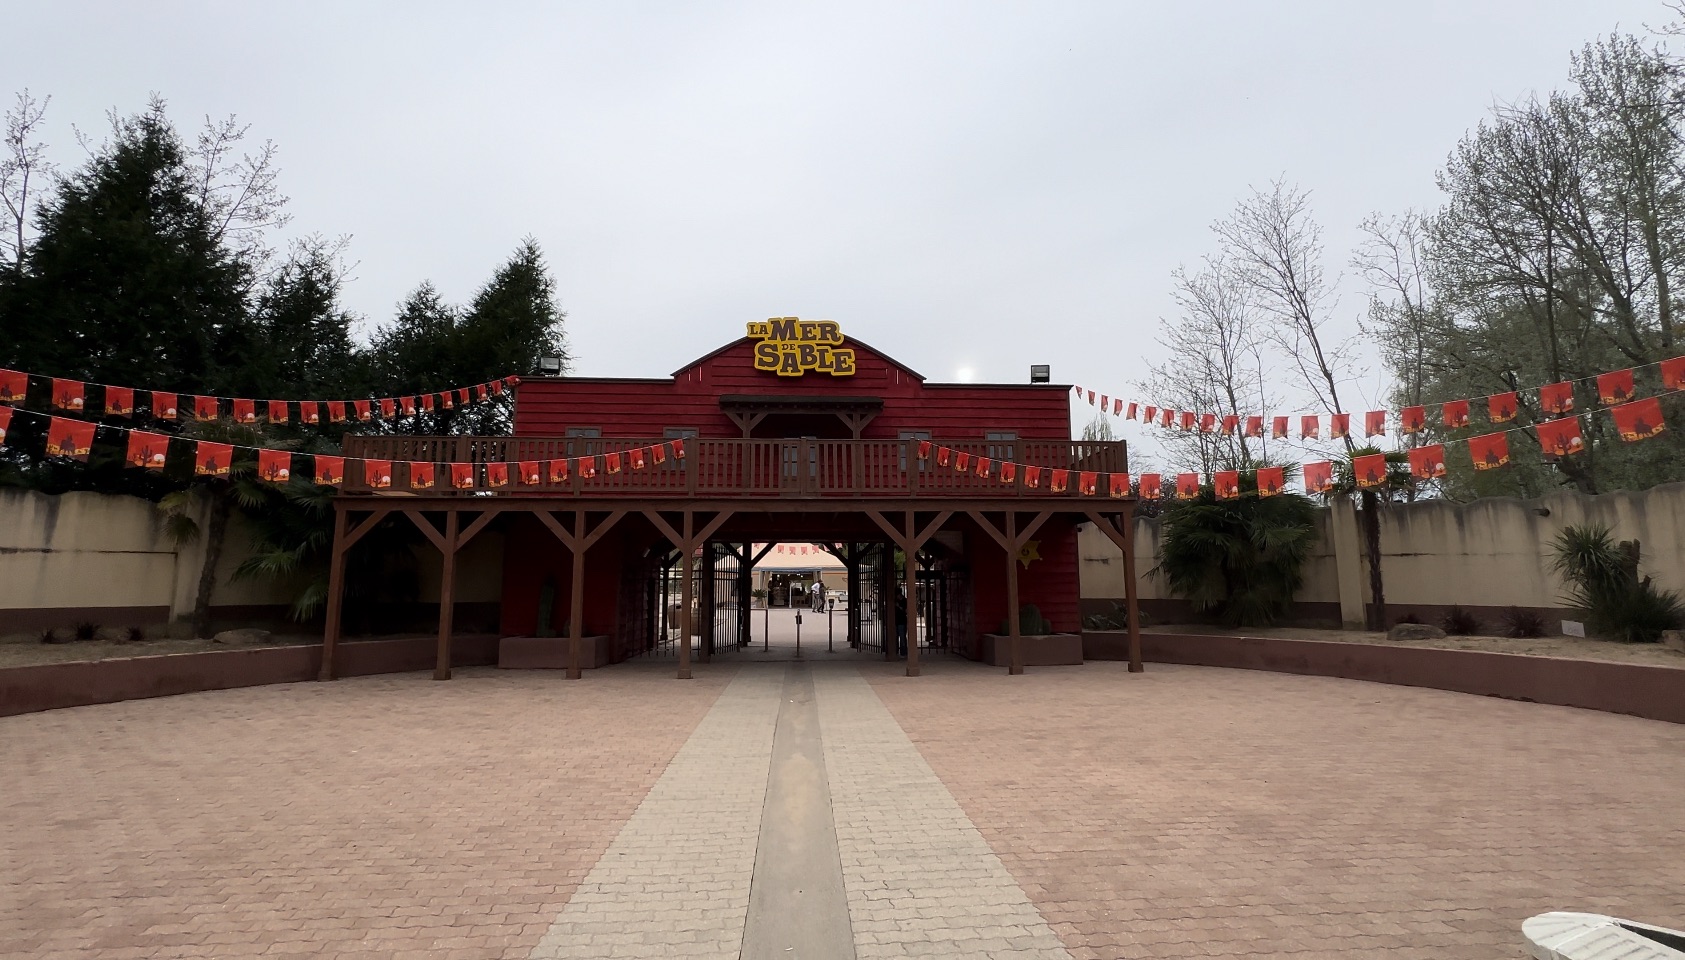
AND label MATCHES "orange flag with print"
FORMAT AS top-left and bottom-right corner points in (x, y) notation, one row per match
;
(578, 456), (597, 479)
(46, 417), (95, 460)
(1108, 472), (1129, 498)
(975, 456), (992, 478)
(1408, 444), (1446, 480)
(485, 462), (510, 487)
(1662, 356), (1685, 391)
(1539, 381), (1574, 416)
(1303, 461), (1334, 494)
(0, 405), (10, 444)
(127, 431), (169, 470)
(152, 391), (179, 420)
(1175, 472), (1200, 500)
(104, 386), (134, 416)
(1353, 453), (1387, 489)
(1049, 469), (1068, 493)
(1078, 471), (1098, 495)
(1364, 410), (1386, 437)
(516, 461), (541, 484)
(1221, 414), (1238, 434)
(1244, 415), (1263, 438)
(1442, 399), (1470, 428)
(1596, 369), (1634, 405)
(1536, 417), (1585, 457)
(52, 379), (85, 411)
(546, 459), (569, 483)
(998, 461), (1016, 484)
(326, 401), (347, 423)
(1612, 396), (1665, 441)
(1301, 415), (1319, 439)
(1256, 466), (1284, 497)
(400, 396), (417, 416)
(409, 462), (435, 489)
(258, 449), (291, 482)
(1487, 392), (1518, 423)
(1401, 405), (1426, 434)
(194, 395), (218, 421)
(300, 401), (320, 424)
(1272, 416), (1288, 439)
(629, 447), (648, 470)
(380, 398), (396, 419)
(1329, 413), (1349, 439)
(450, 462), (475, 489)
(935, 446), (951, 468)
(605, 451), (622, 474)
(232, 398), (256, 423)
(314, 455), (345, 485)
(1199, 413), (1216, 433)
(0, 368), (26, 403)
(1469, 432), (1510, 470)
(953, 451), (971, 471)
(267, 400), (289, 424)
(1214, 470), (1240, 500)
(195, 441), (233, 477)
(1138, 473), (1161, 499)
(363, 459), (394, 489)
(353, 399), (372, 421)
(1023, 464), (1041, 489)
